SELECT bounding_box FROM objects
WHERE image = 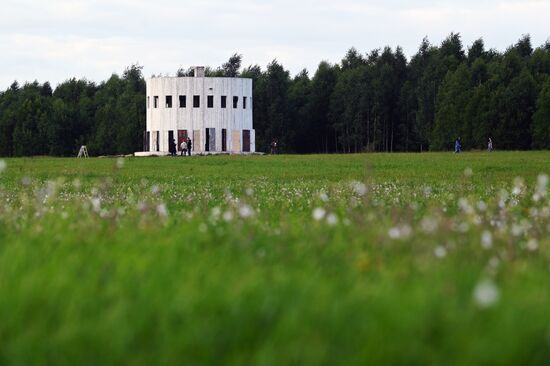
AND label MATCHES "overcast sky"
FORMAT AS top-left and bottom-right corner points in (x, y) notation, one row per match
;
(1, 0), (549, 90)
